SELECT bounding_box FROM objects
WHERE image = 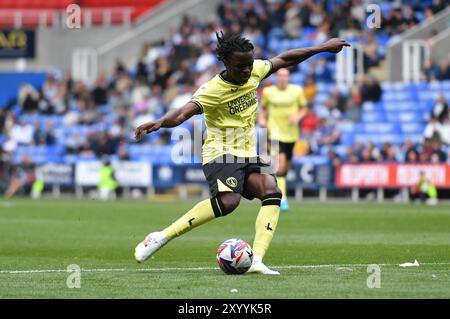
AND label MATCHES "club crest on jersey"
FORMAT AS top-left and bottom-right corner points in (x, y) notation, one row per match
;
(226, 177), (238, 188)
